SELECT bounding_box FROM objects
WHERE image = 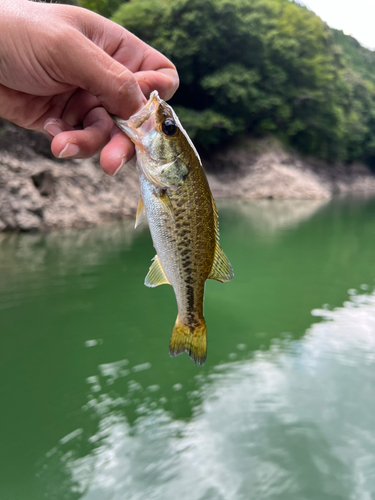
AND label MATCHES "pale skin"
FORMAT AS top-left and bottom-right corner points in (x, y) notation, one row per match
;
(0, 0), (179, 175)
